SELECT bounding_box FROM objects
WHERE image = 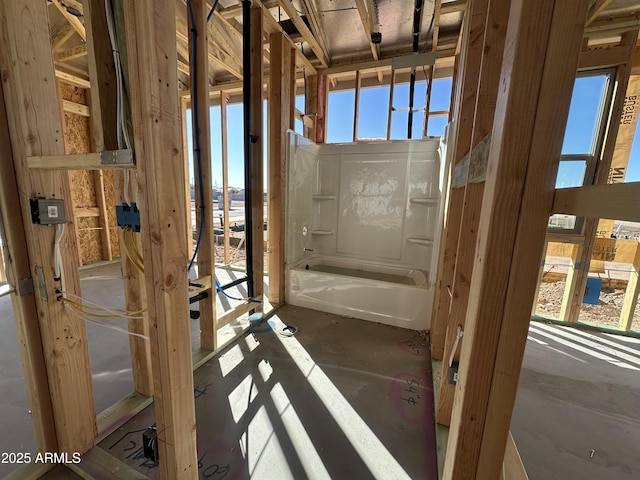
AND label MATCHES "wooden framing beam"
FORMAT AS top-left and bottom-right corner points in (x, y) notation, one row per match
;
(386, 69), (395, 140)
(123, 0), (198, 476)
(586, 0), (614, 27)
(444, 1), (588, 478)
(355, 0), (381, 61)
(432, 0), (443, 51)
(437, 0), (509, 426)
(0, 70), (58, 457)
(268, 32), (294, 305)
(315, 74), (328, 144)
(54, 44), (88, 62)
(0, 0), (96, 453)
(579, 44), (636, 70)
(249, 4), (265, 304)
(51, 23), (75, 52)
(306, 74), (319, 142)
(441, 0), (467, 15)
(551, 182), (640, 222)
(55, 69), (91, 89)
(353, 70), (361, 141)
(299, 0), (332, 62)
(176, 25), (243, 80)
(276, 0), (329, 67)
(620, 244), (640, 331)
(62, 99), (90, 116)
(431, 0), (486, 360)
(27, 153), (134, 170)
(220, 91), (231, 265)
(51, 0), (87, 41)
(84, 0), (153, 396)
(188, 0), (217, 351)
